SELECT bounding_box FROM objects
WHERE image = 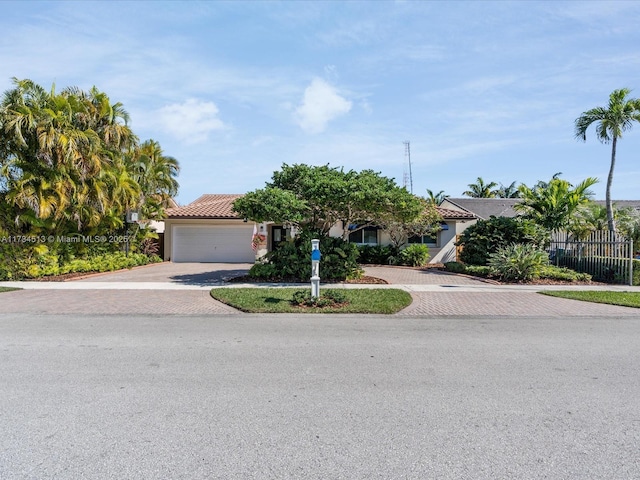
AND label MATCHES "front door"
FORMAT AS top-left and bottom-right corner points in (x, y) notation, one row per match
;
(271, 226), (290, 251)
